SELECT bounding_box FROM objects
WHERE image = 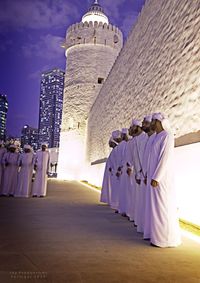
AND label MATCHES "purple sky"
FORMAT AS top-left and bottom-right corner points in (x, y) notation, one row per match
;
(0, 0), (145, 137)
